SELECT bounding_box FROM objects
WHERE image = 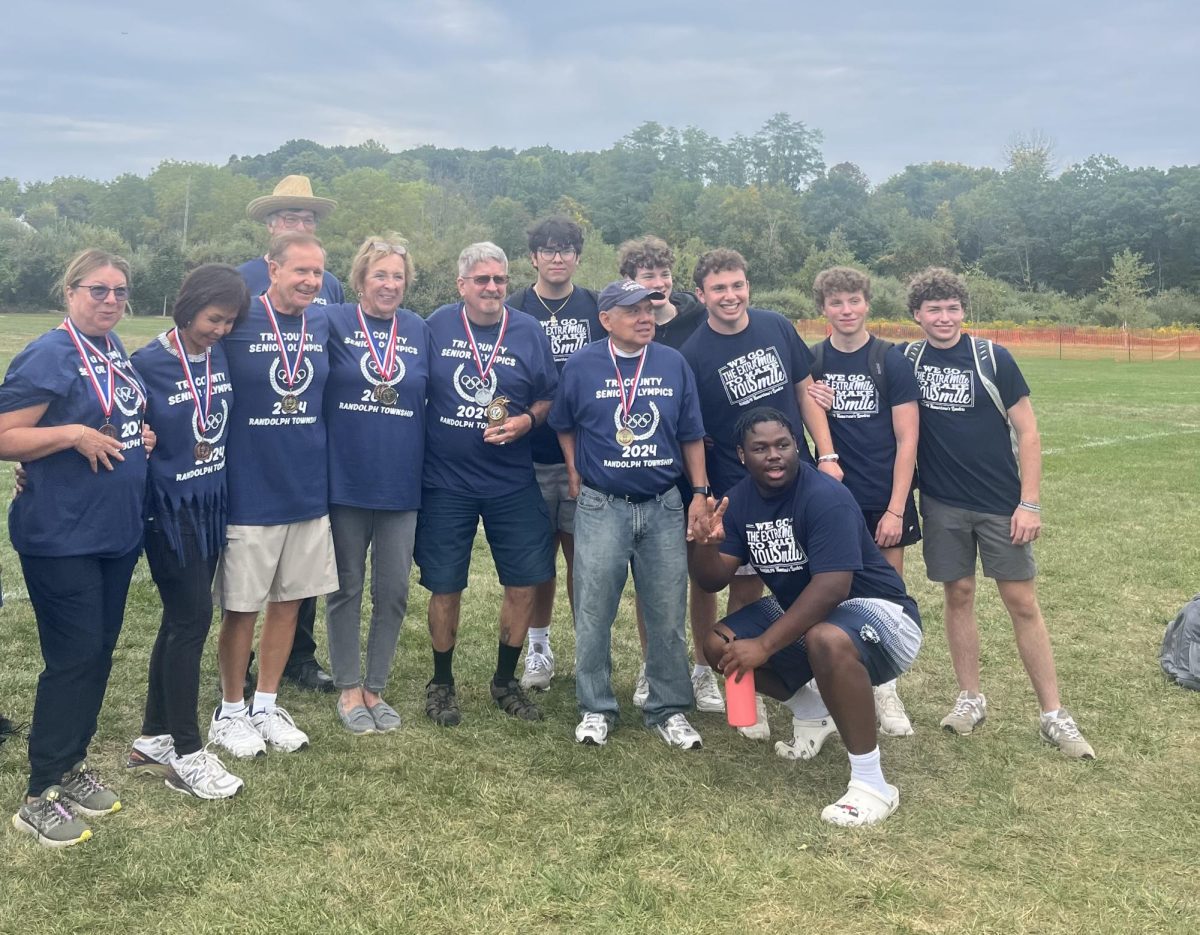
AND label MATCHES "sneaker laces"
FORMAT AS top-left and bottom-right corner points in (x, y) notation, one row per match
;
(67, 765), (107, 796)
(951, 695), (980, 717)
(878, 690), (907, 718)
(526, 653), (551, 673)
(1046, 714), (1083, 740)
